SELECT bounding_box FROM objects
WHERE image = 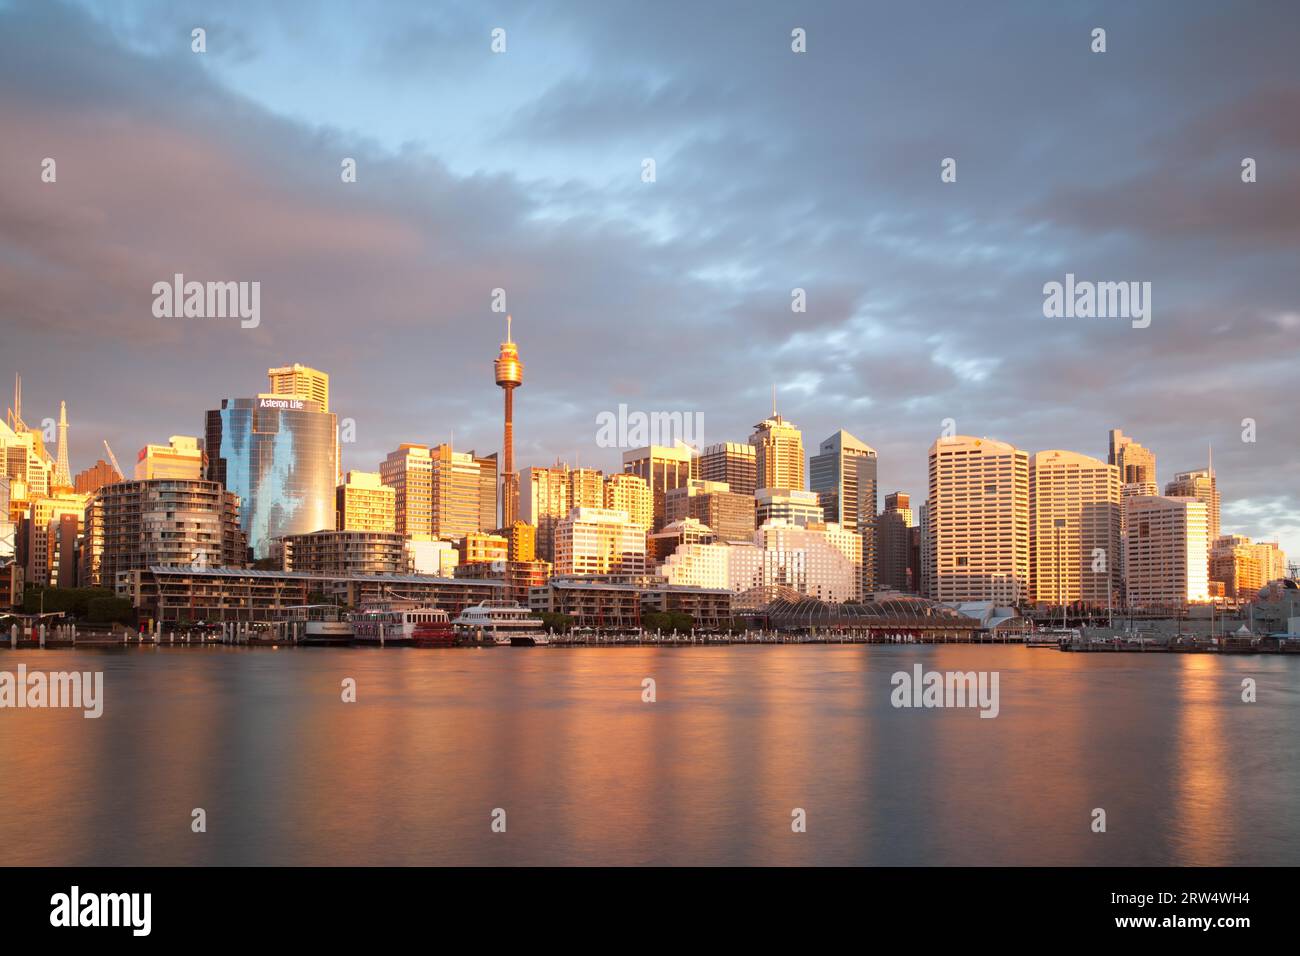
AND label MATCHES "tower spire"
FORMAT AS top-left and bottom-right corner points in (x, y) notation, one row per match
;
(53, 400), (72, 489)
(771, 384), (777, 418)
